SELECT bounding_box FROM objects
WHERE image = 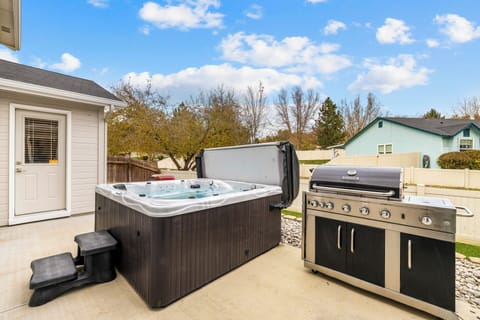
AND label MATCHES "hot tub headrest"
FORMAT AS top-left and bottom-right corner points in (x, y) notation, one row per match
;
(113, 184), (127, 191)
